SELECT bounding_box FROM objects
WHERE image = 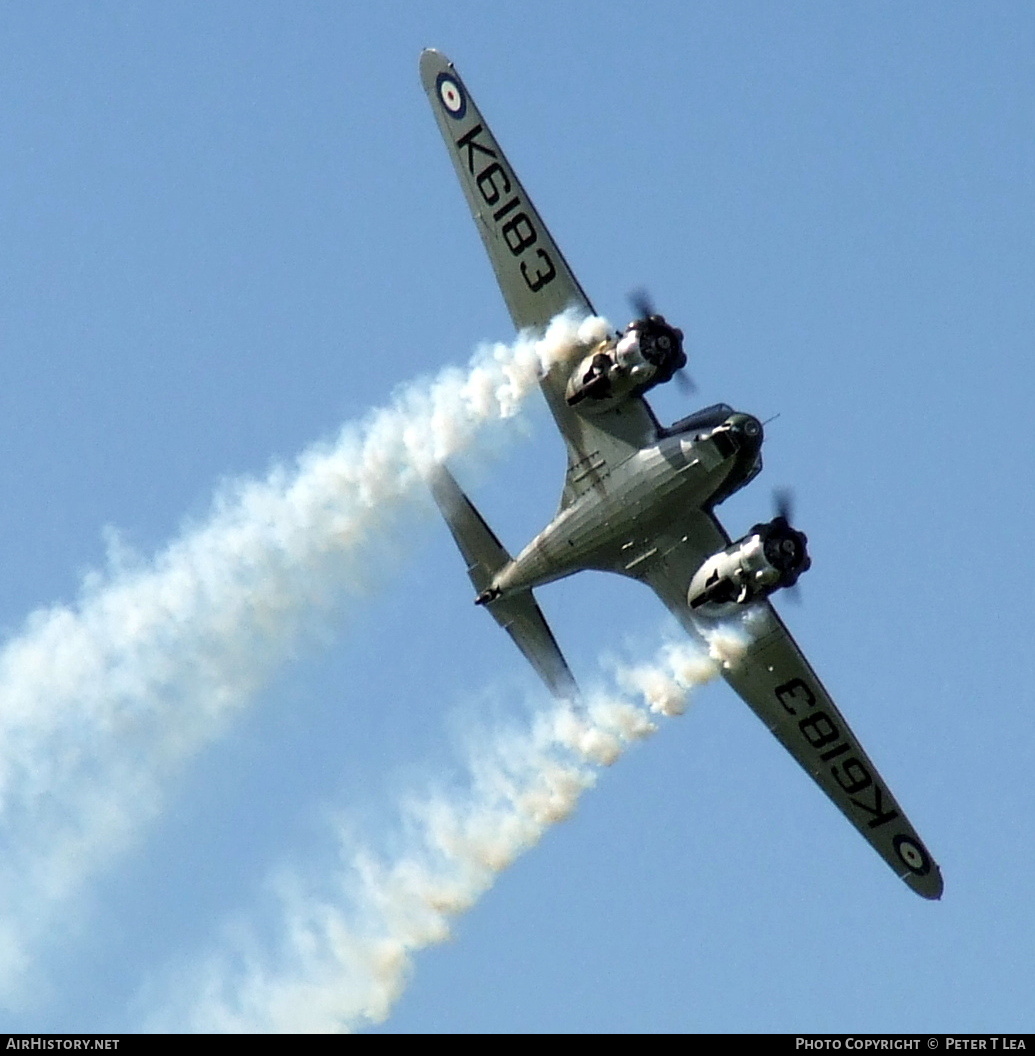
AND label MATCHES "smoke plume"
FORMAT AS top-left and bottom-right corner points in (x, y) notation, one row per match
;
(0, 313), (607, 1003)
(145, 623), (753, 1033)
